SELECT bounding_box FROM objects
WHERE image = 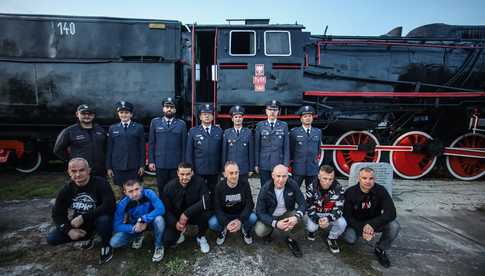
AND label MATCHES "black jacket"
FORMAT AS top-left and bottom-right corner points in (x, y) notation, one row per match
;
(162, 175), (211, 227)
(343, 183), (396, 233)
(214, 178), (254, 227)
(52, 176), (115, 234)
(53, 123), (107, 175)
(256, 179), (306, 227)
